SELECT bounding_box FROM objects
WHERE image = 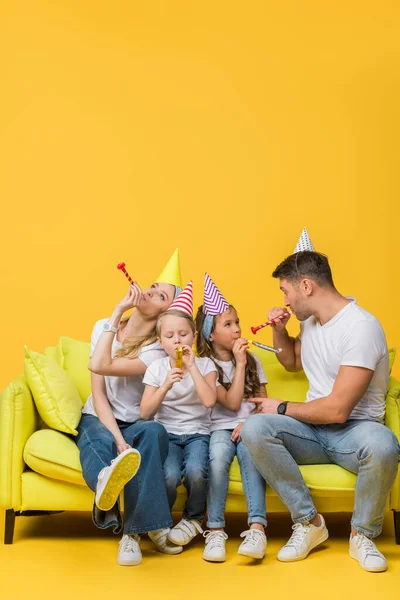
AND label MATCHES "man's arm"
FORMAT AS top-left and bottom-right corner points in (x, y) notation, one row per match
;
(254, 365), (374, 424)
(269, 307), (302, 372)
